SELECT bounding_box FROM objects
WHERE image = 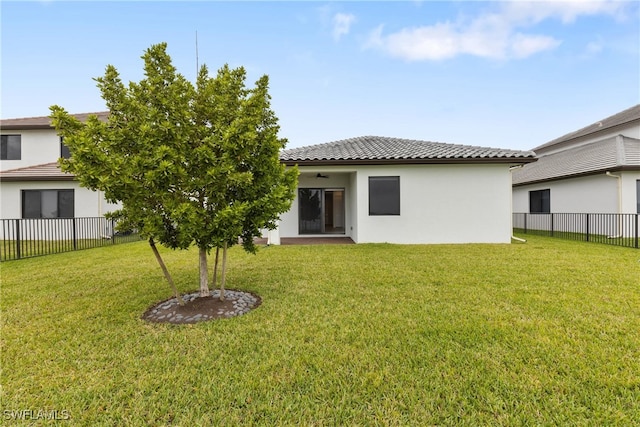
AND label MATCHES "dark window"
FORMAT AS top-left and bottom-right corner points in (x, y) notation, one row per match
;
(60, 137), (71, 159)
(1, 135), (21, 160)
(529, 189), (550, 214)
(22, 190), (74, 218)
(369, 176), (400, 215)
(637, 180), (640, 214)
